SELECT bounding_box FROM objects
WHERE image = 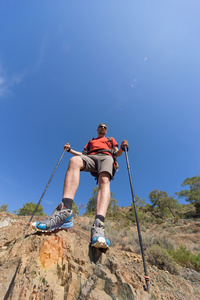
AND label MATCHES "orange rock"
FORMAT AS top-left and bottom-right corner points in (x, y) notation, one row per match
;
(39, 236), (65, 269)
